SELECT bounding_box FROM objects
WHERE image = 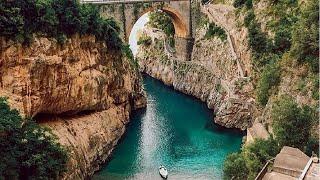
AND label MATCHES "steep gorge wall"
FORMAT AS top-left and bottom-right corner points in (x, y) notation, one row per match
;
(137, 5), (255, 130)
(202, 4), (252, 76)
(0, 35), (146, 179)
